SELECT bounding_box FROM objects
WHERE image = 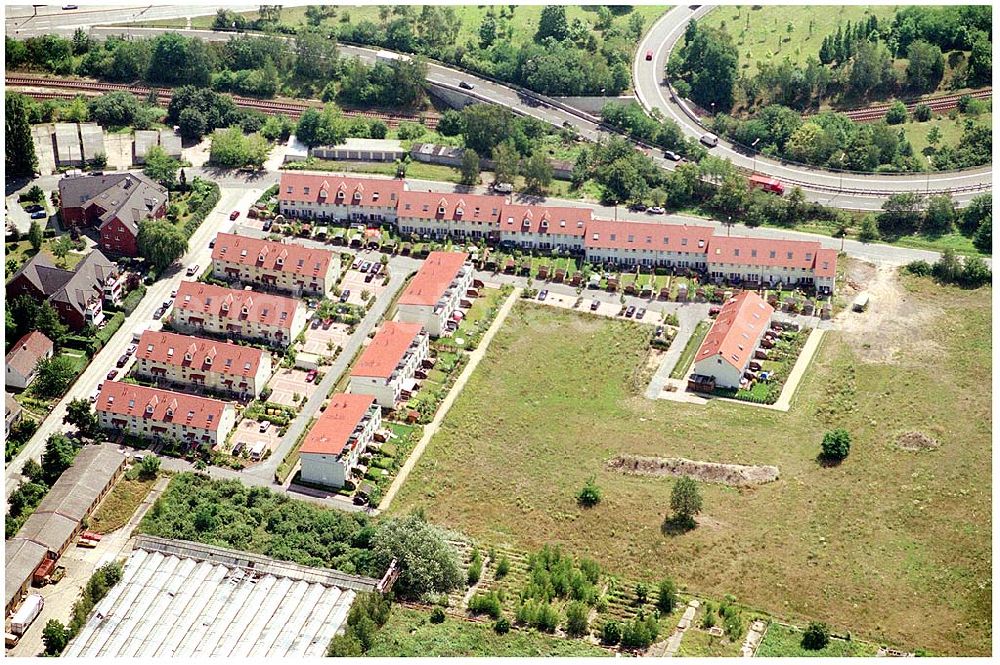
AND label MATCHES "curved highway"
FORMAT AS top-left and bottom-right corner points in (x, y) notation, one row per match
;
(634, 6), (992, 207)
